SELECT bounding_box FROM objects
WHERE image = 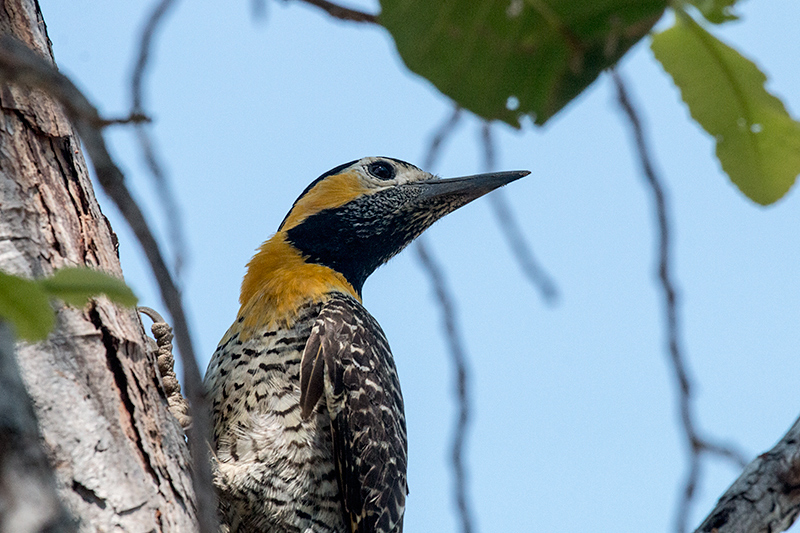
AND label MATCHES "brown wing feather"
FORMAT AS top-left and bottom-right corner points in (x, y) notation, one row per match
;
(299, 328), (326, 419)
(300, 293), (408, 533)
